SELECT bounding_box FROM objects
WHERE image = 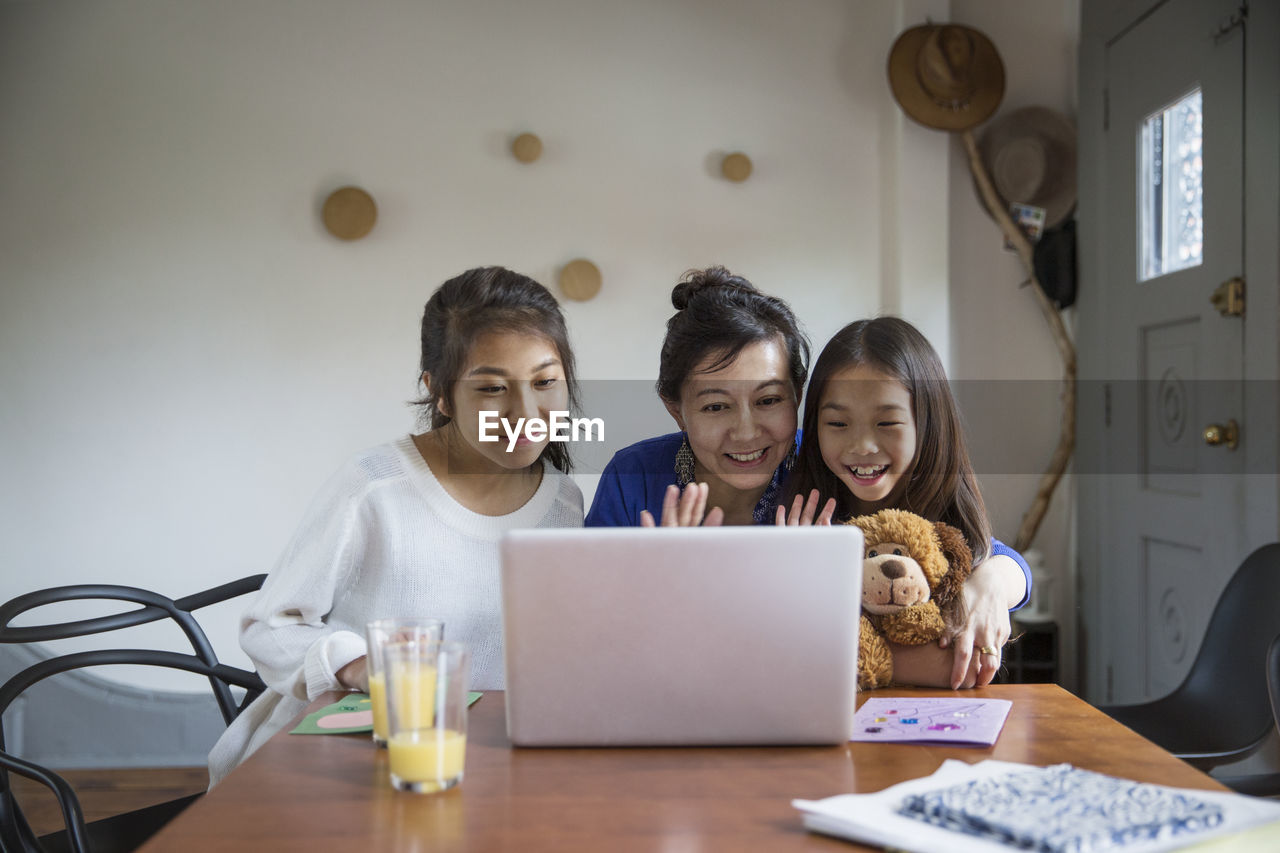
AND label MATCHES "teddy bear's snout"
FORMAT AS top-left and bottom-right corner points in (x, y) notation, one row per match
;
(878, 559), (908, 580)
(862, 550), (934, 614)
